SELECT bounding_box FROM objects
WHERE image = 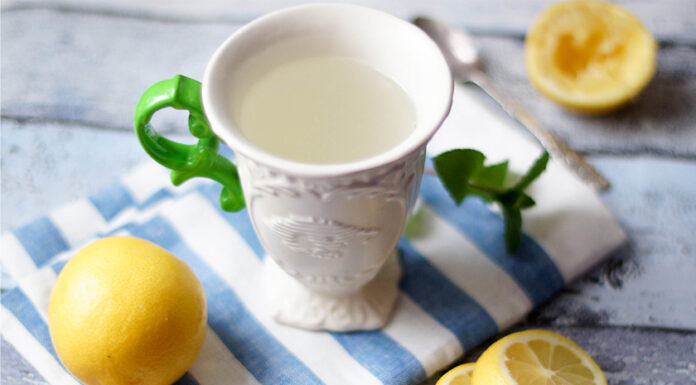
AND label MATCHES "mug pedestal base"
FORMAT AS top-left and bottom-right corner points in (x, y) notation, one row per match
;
(265, 250), (402, 331)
